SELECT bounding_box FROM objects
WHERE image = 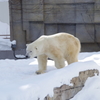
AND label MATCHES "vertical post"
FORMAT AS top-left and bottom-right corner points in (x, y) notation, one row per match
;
(9, 0), (26, 49)
(43, 0), (46, 35)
